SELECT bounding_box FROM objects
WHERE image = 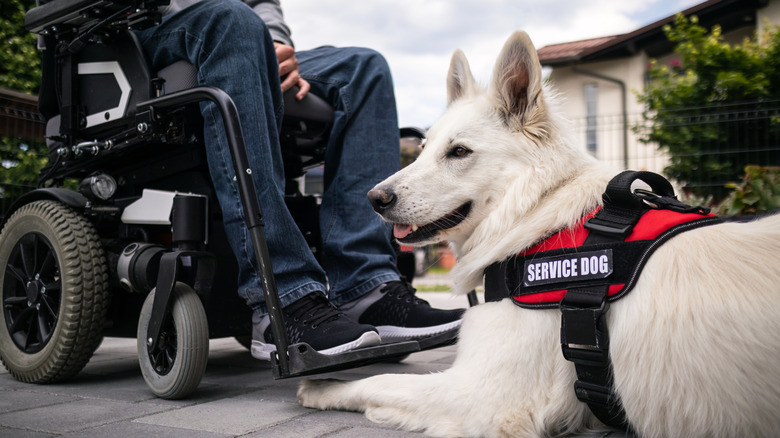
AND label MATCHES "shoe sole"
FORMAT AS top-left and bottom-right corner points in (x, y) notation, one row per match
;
(376, 319), (462, 343)
(250, 330), (382, 361)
